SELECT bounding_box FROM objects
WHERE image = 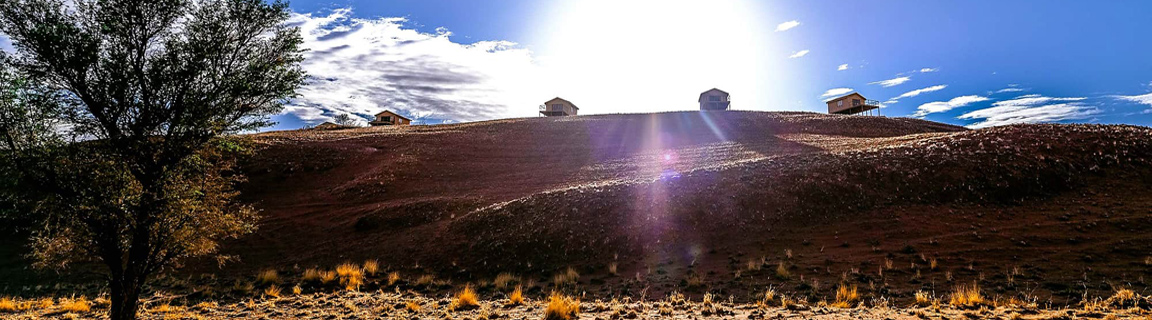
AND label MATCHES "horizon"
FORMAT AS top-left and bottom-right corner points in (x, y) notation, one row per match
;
(4, 0), (1151, 130)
